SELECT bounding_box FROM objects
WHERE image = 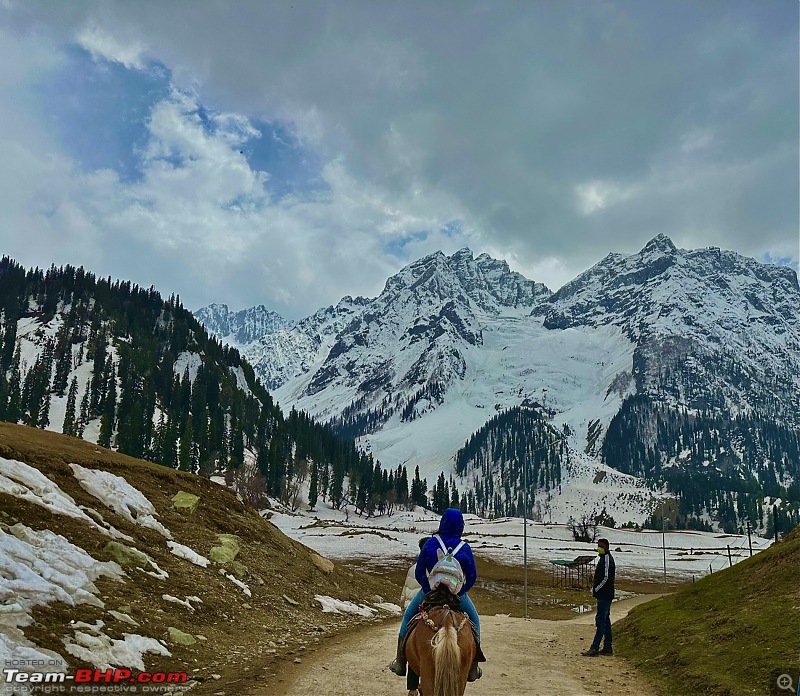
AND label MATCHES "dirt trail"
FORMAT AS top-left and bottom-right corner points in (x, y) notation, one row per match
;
(263, 595), (662, 696)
